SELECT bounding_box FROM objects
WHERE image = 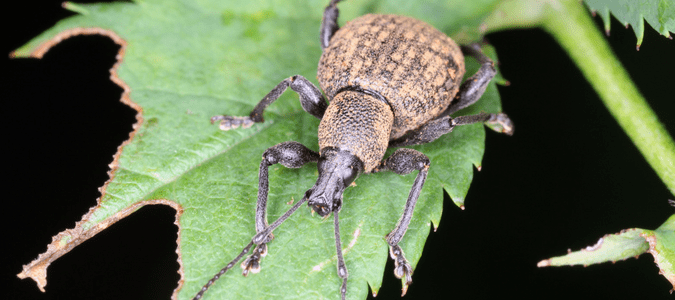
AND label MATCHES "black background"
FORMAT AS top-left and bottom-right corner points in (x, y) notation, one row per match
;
(4, 1), (674, 300)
